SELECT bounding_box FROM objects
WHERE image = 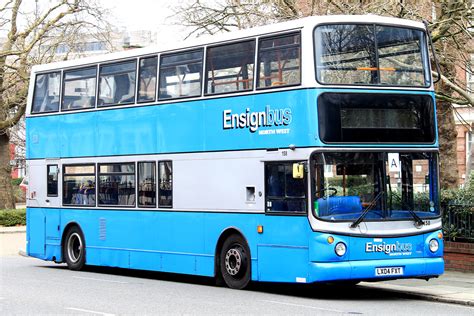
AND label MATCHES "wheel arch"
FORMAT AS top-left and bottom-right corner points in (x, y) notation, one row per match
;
(60, 222), (84, 263)
(214, 227), (251, 279)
